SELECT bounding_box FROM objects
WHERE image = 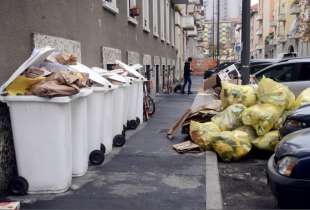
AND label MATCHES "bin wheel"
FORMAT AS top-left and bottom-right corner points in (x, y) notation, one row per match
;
(136, 117), (141, 126)
(113, 135), (126, 147)
(127, 120), (138, 130)
(9, 176), (29, 195)
(100, 144), (106, 154)
(89, 150), (105, 165)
